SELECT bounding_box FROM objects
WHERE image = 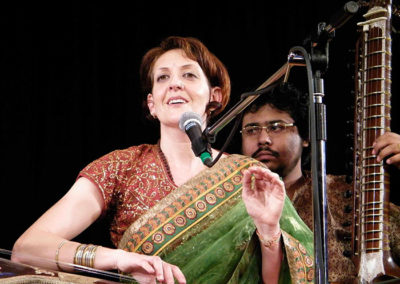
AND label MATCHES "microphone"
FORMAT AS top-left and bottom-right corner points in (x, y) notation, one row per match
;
(179, 112), (213, 167)
(323, 1), (359, 34)
(303, 1), (359, 48)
